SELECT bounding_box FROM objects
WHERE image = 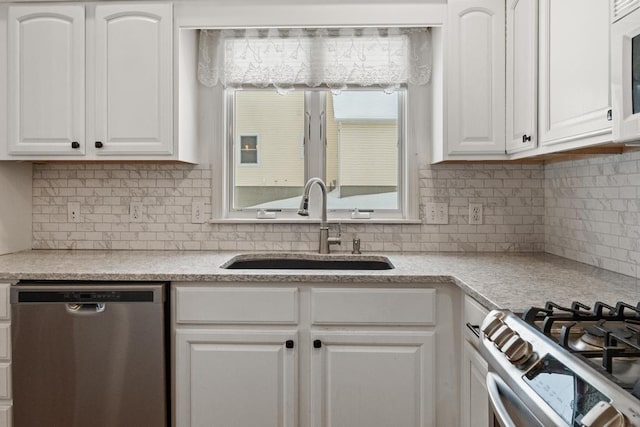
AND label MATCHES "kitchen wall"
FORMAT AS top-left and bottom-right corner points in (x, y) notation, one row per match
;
(545, 150), (640, 279)
(0, 162), (32, 254)
(32, 162), (545, 252)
